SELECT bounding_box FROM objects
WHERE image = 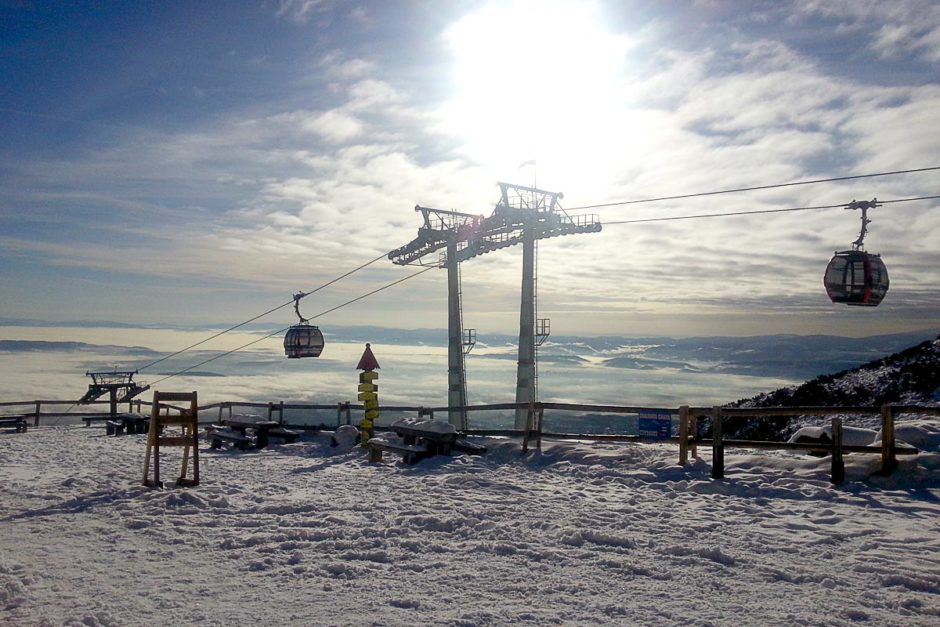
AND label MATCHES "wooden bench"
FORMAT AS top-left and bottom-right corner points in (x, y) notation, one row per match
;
(206, 425), (253, 451)
(452, 438), (487, 456)
(391, 419), (459, 456)
(0, 416), (28, 433)
(368, 438), (430, 465)
(223, 418), (275, 448)
(105, 413), (150, 436)
(370, 419), (488, 464)
(264, 426), (300, 445)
